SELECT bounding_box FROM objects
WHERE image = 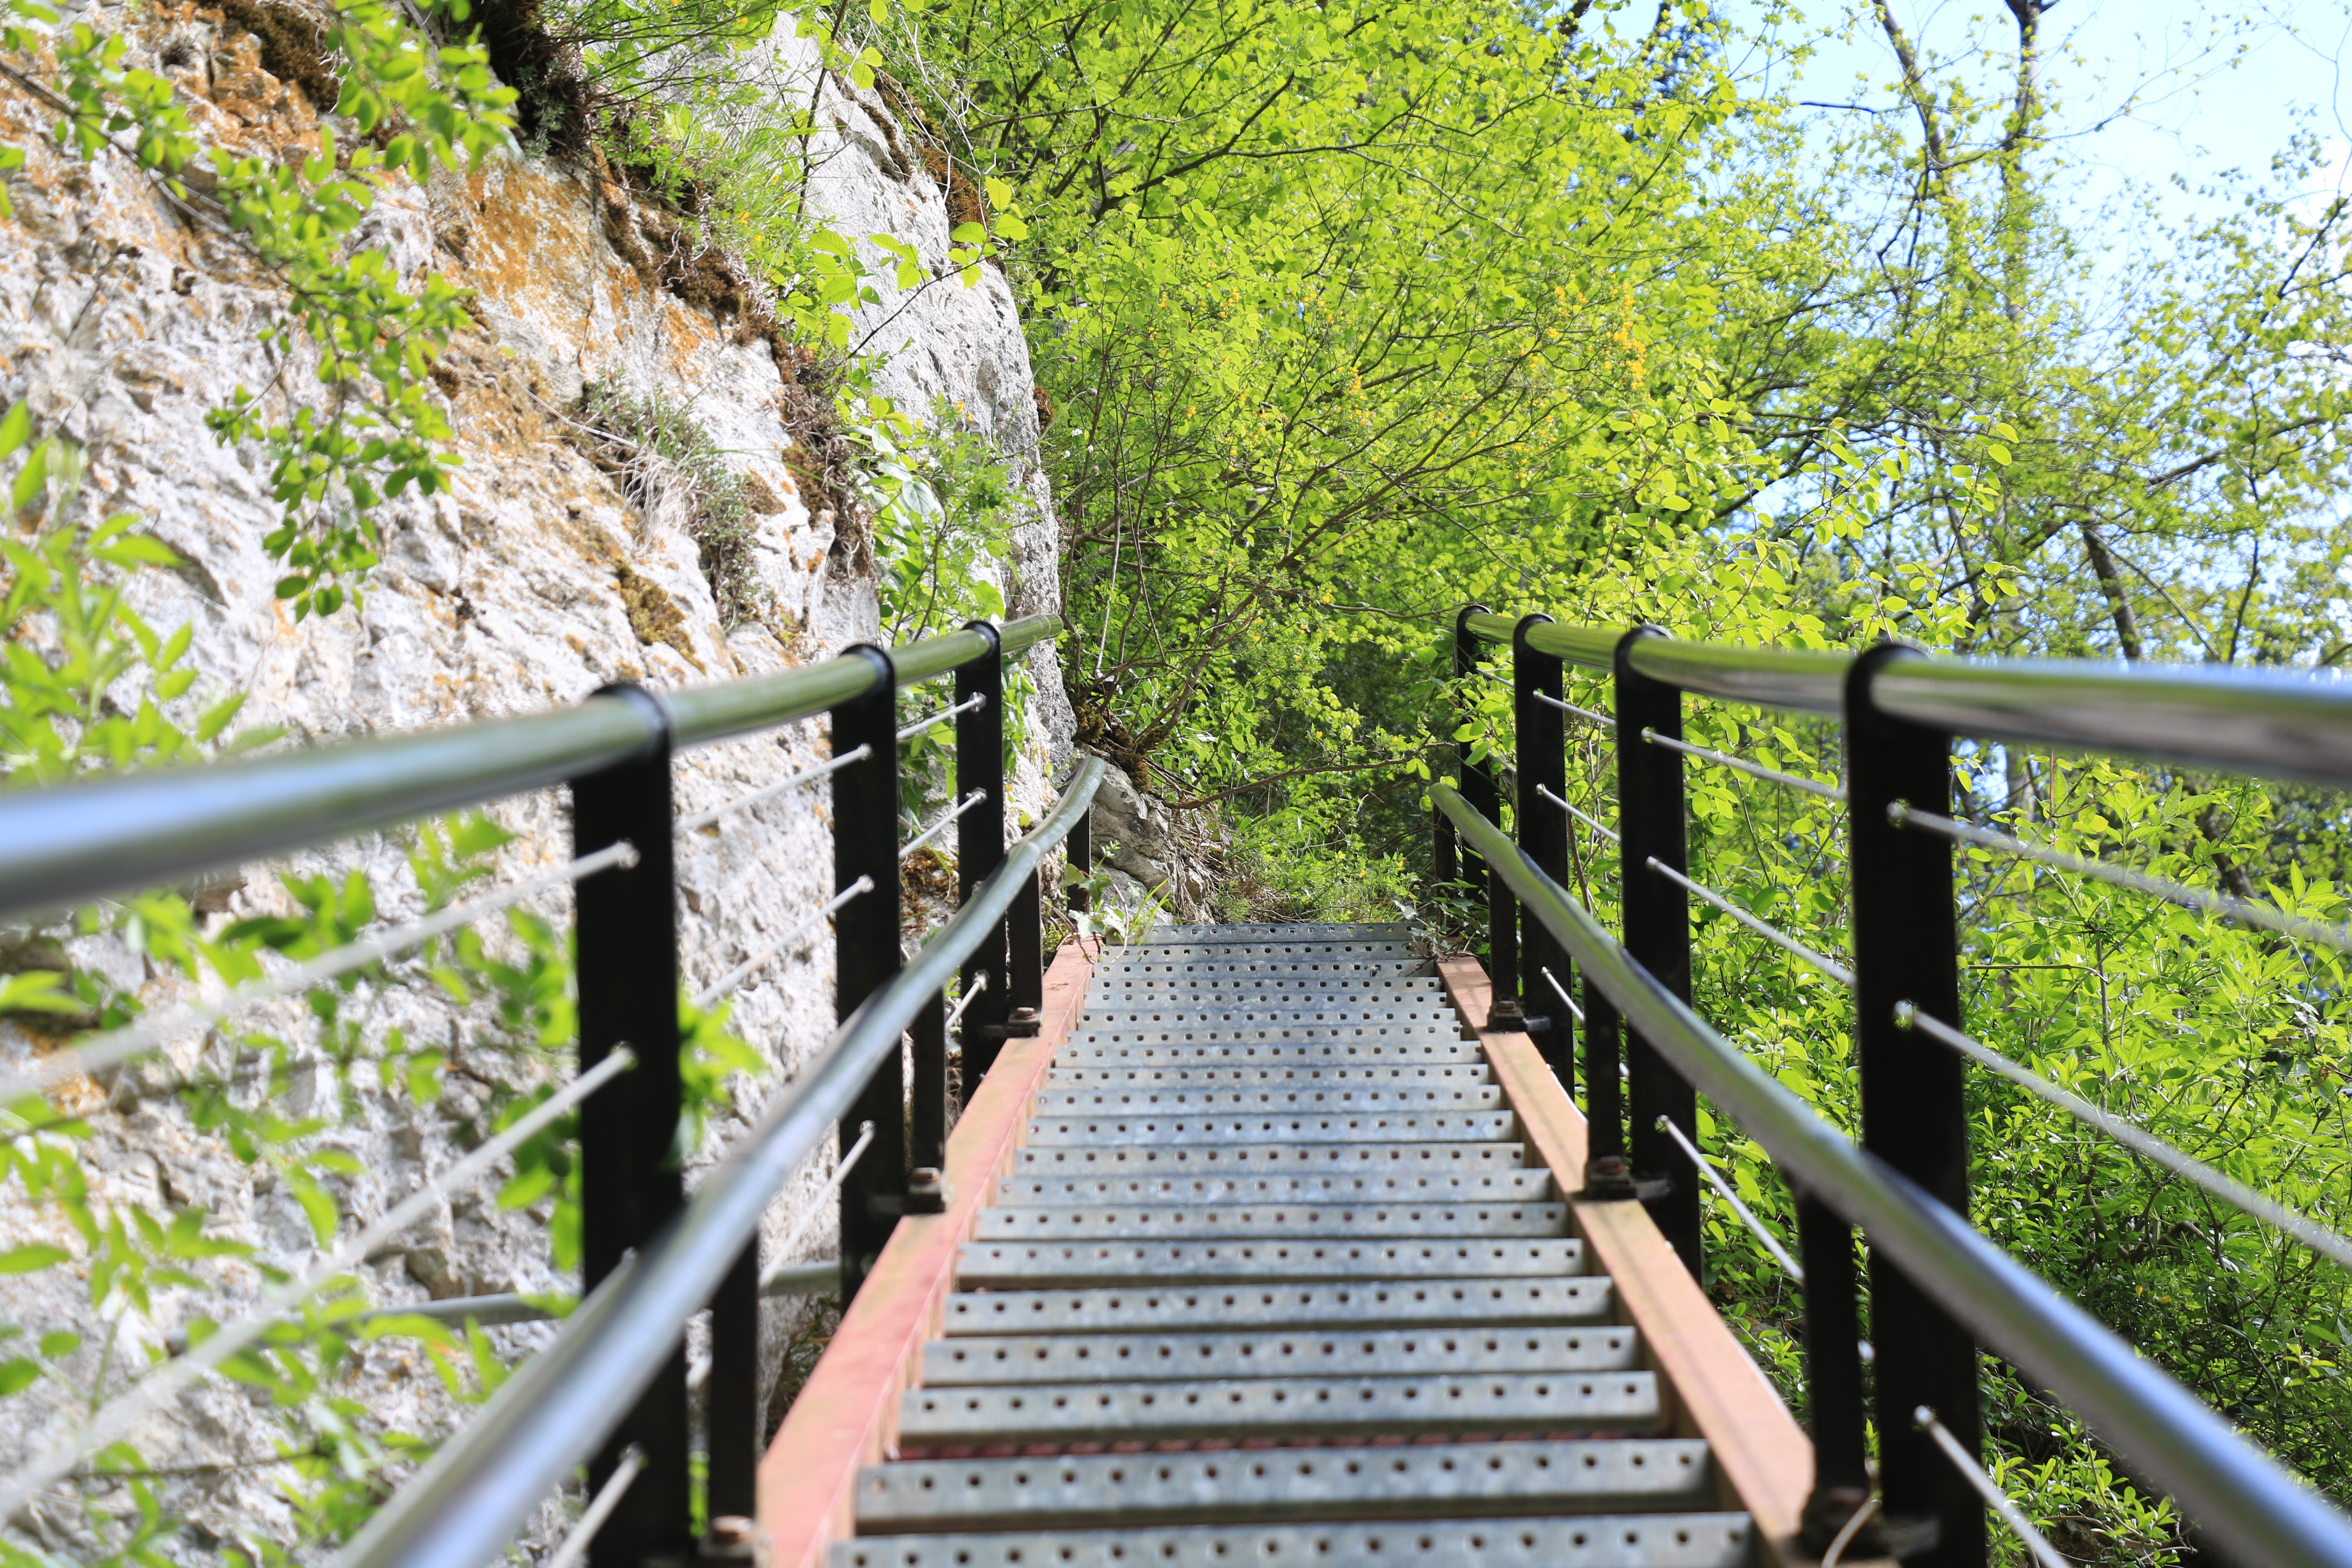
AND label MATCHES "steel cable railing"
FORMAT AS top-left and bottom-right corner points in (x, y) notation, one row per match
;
(1642, 809), (2352, 1273)
(1434, 779), (2352, 1568)
(334, 757), (1107, 1568)
(1446, 607), (2352, 1561)
(0, 612), (1073, 1563)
